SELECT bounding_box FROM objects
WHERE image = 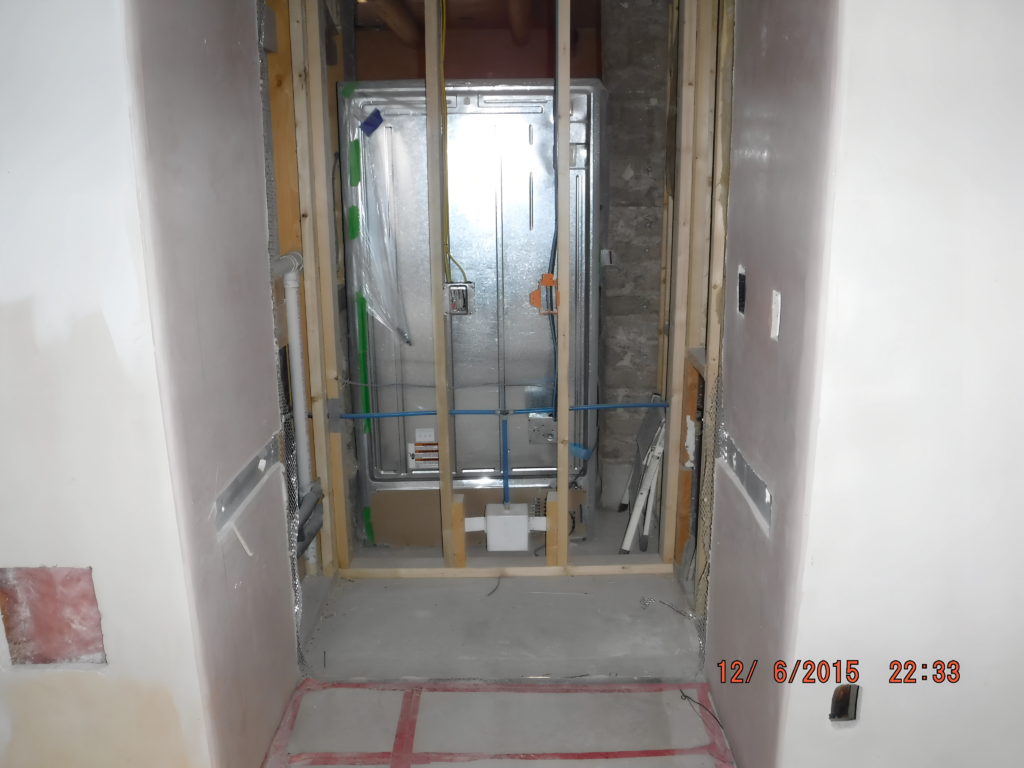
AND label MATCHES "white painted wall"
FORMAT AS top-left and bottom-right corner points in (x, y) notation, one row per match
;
(126, 1), (298, 766)
(704, 1), (839, 766)
(708, 1), (1024, 766)
(778, 1), (1024, 765)
(0, 1), (298, 766)
(0, 1), (211, 765)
